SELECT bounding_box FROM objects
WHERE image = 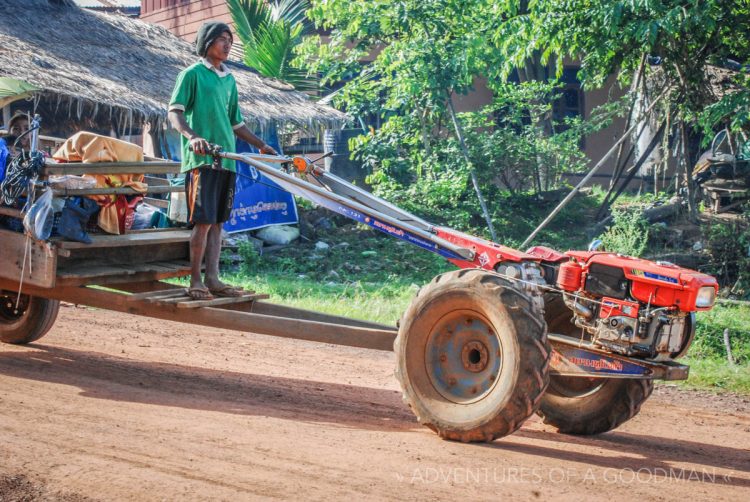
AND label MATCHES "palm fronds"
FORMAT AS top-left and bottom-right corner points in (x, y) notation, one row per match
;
(227, 0), (318, 92)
